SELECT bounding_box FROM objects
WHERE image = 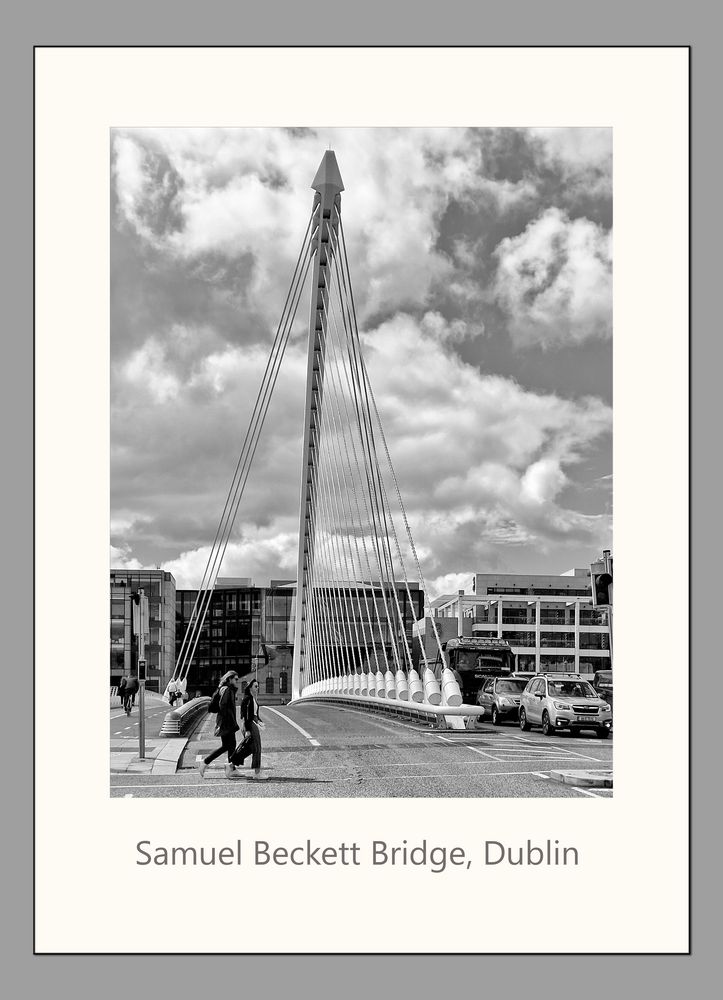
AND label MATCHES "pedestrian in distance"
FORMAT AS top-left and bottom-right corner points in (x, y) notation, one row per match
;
(117, 674), (127, 708)
(198, 671), (239, 780)
(240, 678), (267, 780)
(124, 672), (139, 714)
(167, 678), (179, 707)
